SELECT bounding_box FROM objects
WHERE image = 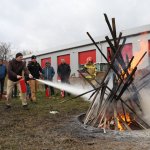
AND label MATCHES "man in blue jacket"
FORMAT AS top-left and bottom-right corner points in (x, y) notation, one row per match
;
(0, 58), (7, 99)
(43, 62), (55, 97)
